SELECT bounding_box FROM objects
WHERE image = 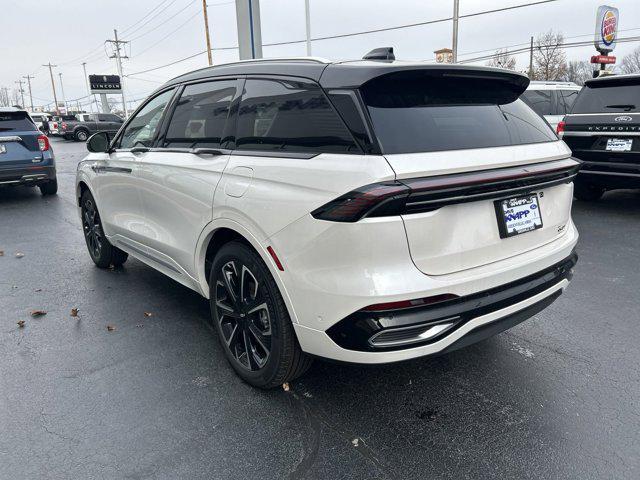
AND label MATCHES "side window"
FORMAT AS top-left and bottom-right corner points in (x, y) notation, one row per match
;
(559, 89), (579, 114)
(97, 114), (109, 122)
(521, 90), (554, 116)
(236, 78), (359, 154)
(118, 89), (174, 149)
(164, 80), (236, 148)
